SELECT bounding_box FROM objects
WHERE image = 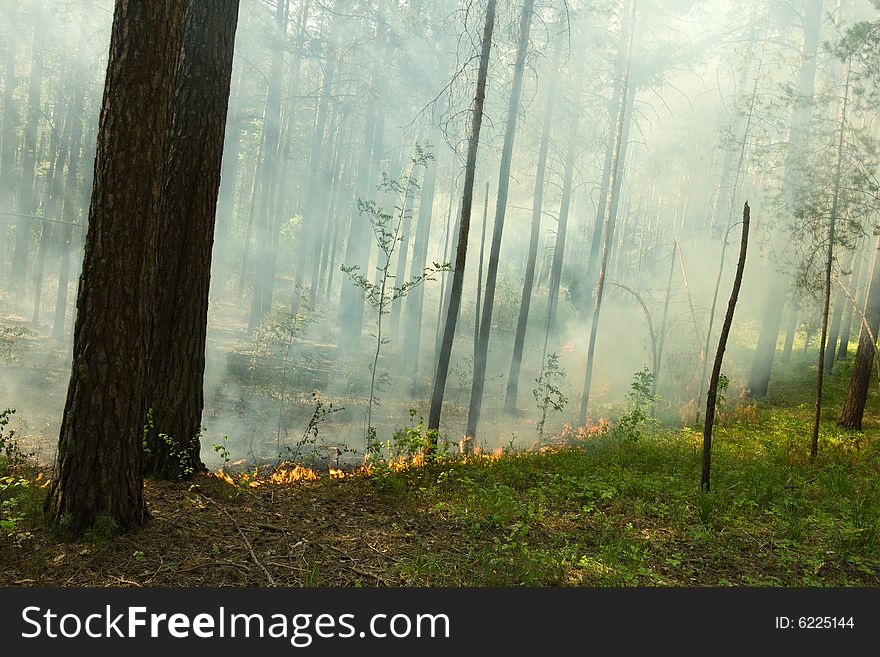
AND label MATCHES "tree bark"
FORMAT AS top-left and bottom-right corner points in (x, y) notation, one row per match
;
(144, 0), (240, 480)
(46, 0), (188, 533)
